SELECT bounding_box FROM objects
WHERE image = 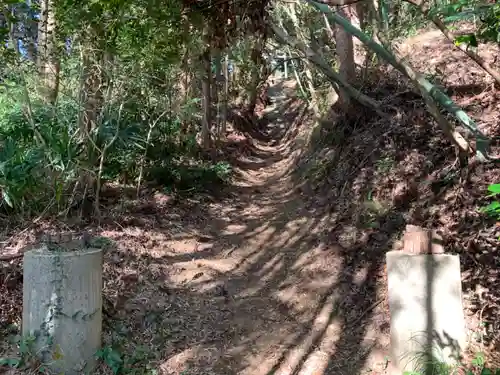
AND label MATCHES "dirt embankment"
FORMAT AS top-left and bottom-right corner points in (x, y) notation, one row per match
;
(298, 28), (500, 368)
